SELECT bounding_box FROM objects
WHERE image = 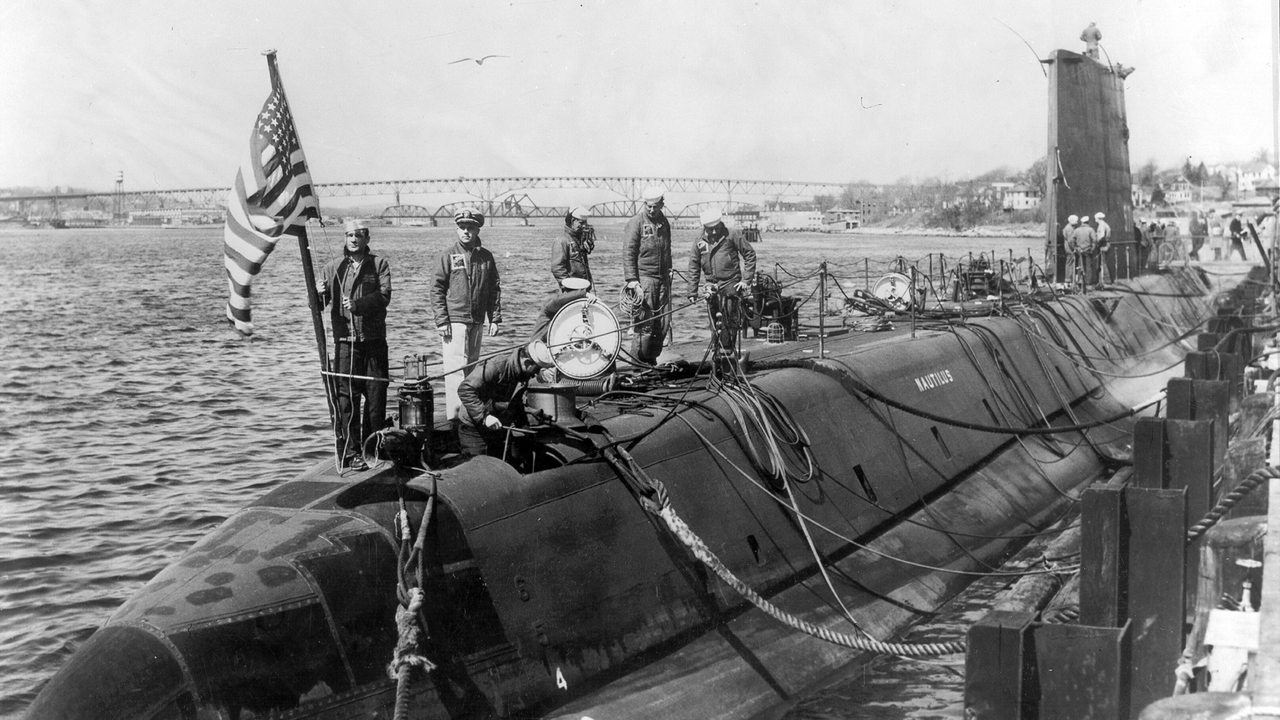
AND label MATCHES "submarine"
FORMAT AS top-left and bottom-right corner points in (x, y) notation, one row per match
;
(25, 49), (1267, 720)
